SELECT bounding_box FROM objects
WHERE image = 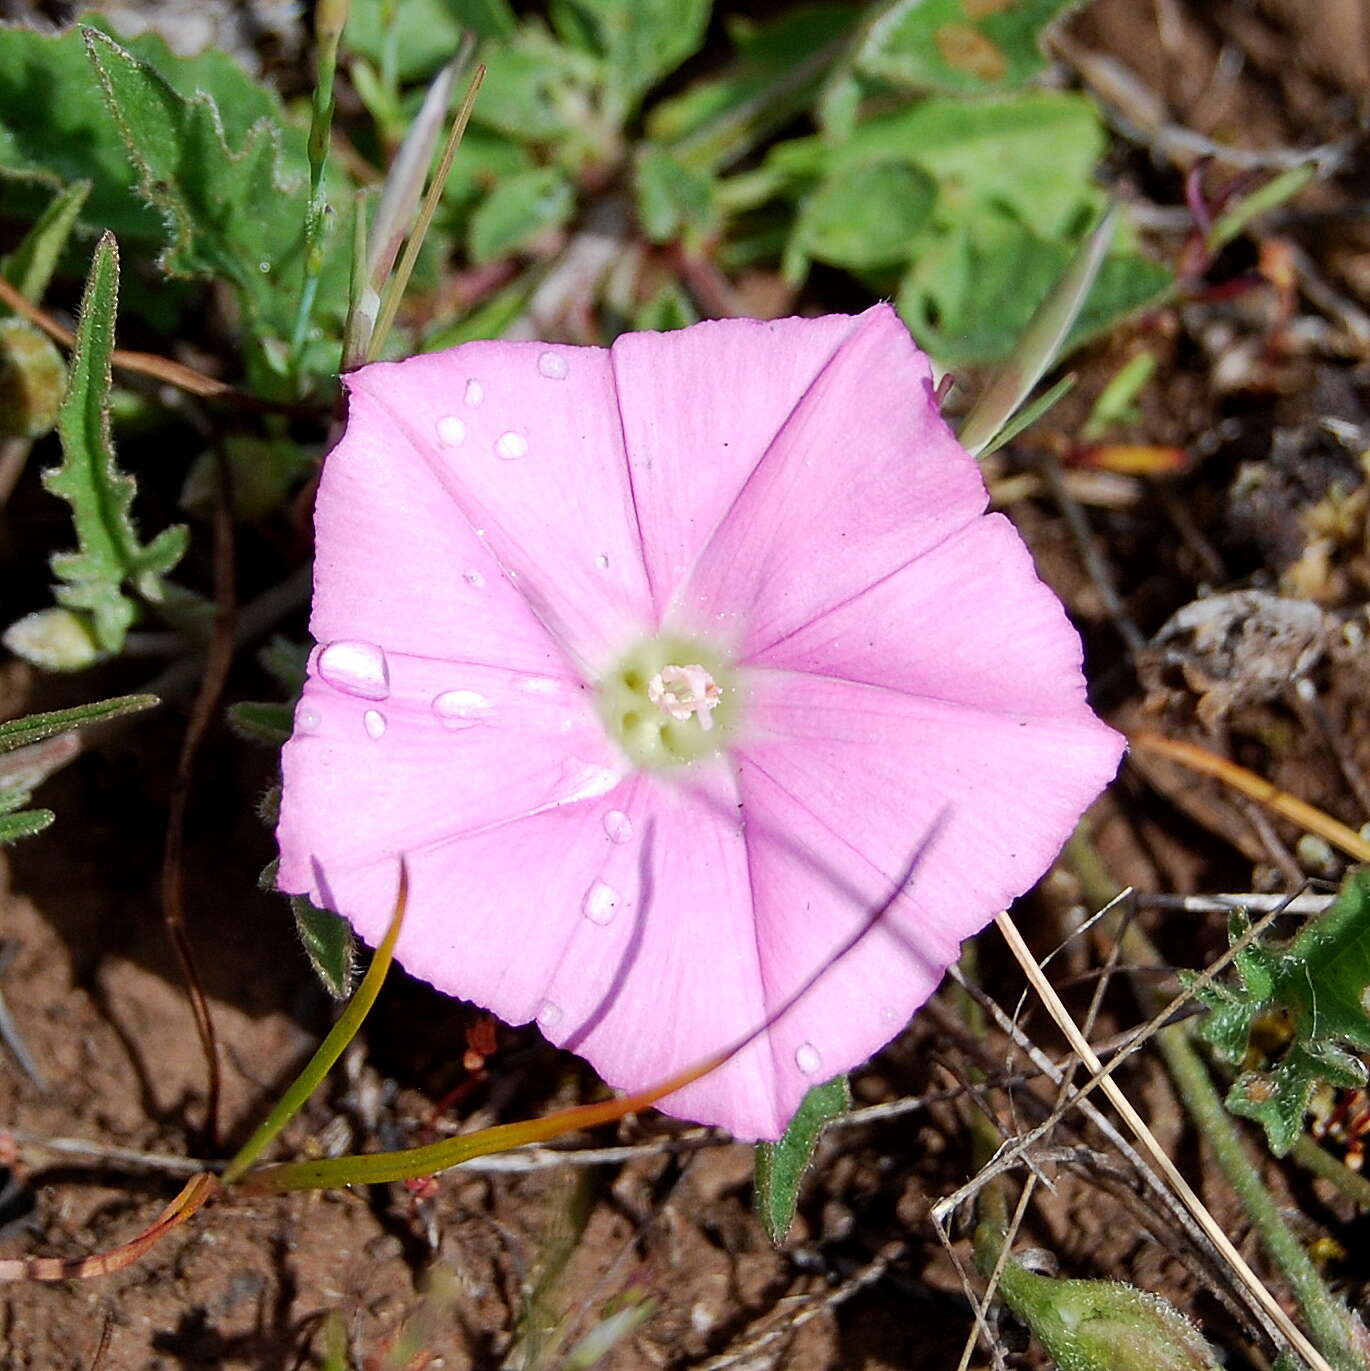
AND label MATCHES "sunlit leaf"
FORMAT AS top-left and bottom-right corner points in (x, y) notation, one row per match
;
(467, 165), (575, 263)
(795, 160), (935, 271)
(1191, 868), (1370, 1156)
(754, 1075), (849, 1243)
(42, 235), (187, 653)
